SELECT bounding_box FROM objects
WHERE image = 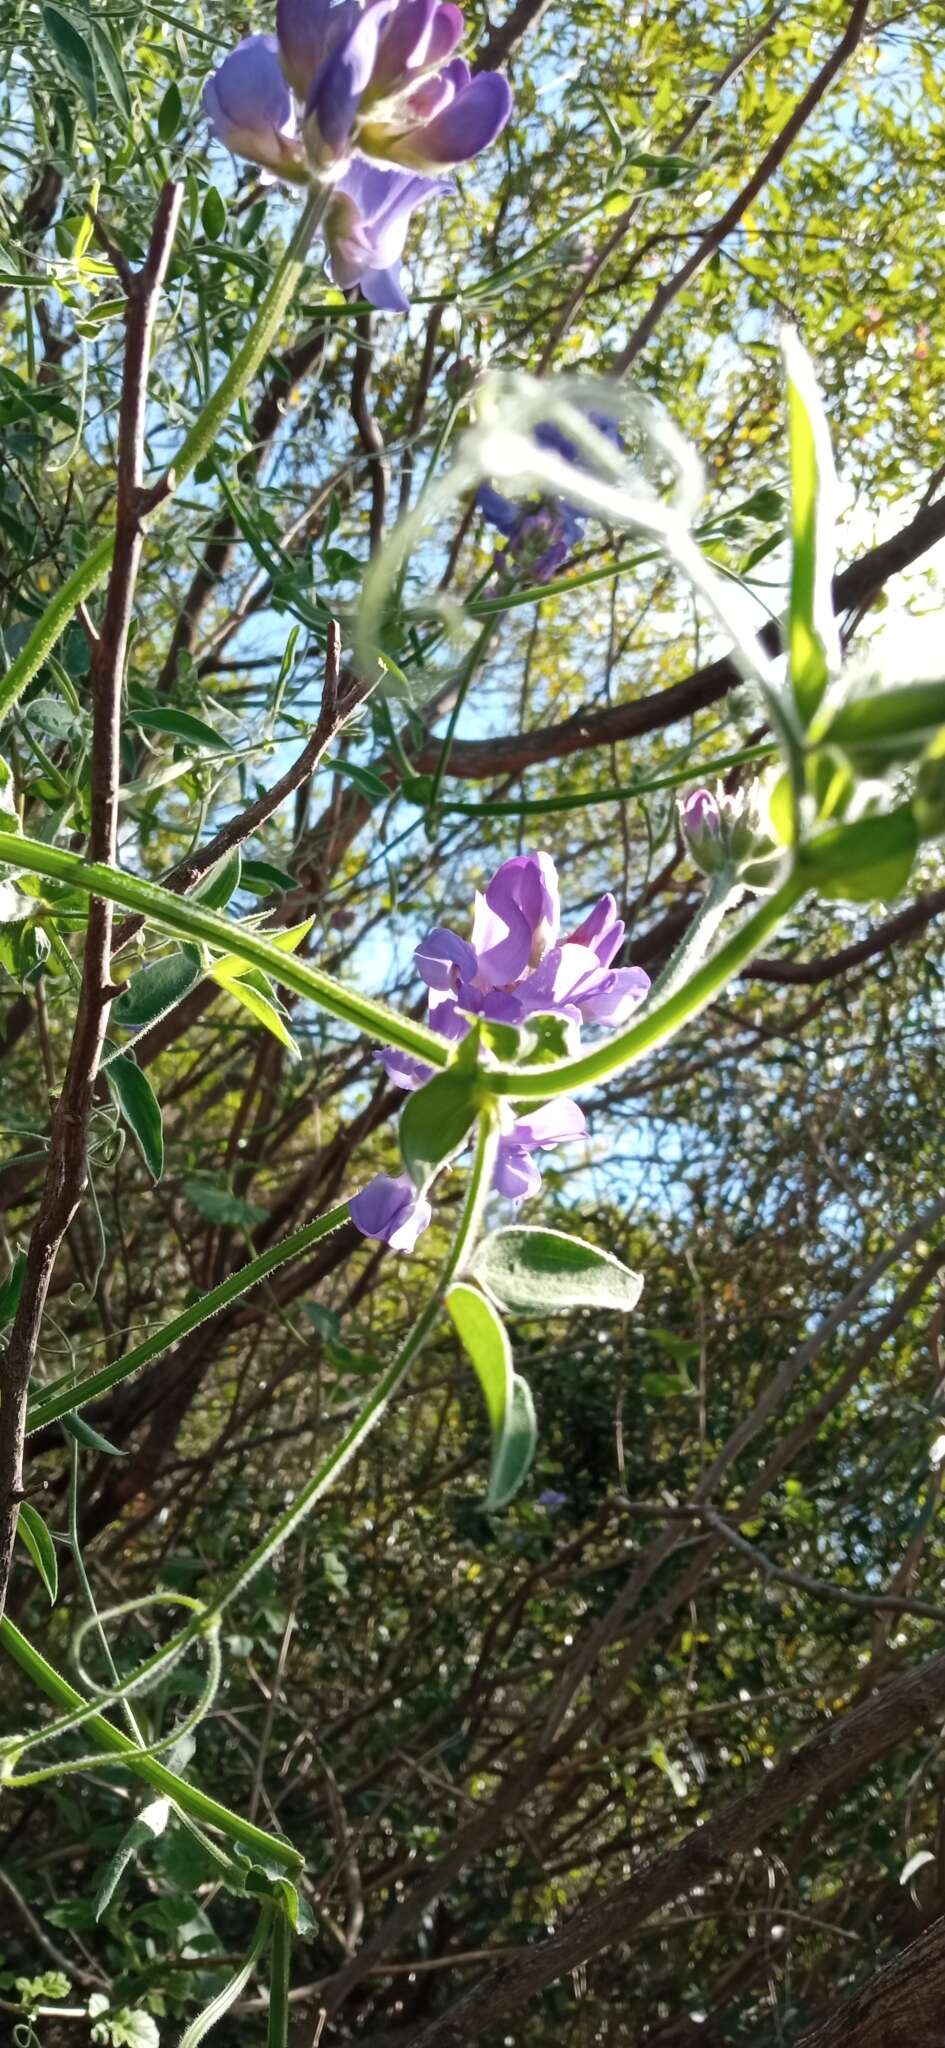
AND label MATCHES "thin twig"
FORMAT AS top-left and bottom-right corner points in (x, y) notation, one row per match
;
(611, 0), (870, 375)
(0, 181), (182, 1622)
